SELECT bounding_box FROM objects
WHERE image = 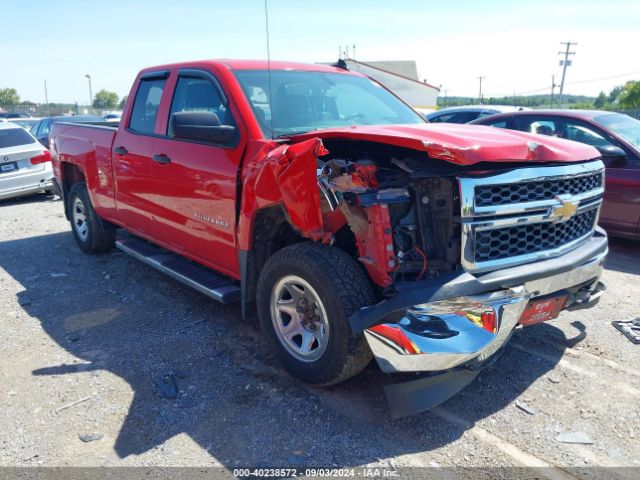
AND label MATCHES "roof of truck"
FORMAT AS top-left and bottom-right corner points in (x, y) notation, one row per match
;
(141, 59), (356, 75)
